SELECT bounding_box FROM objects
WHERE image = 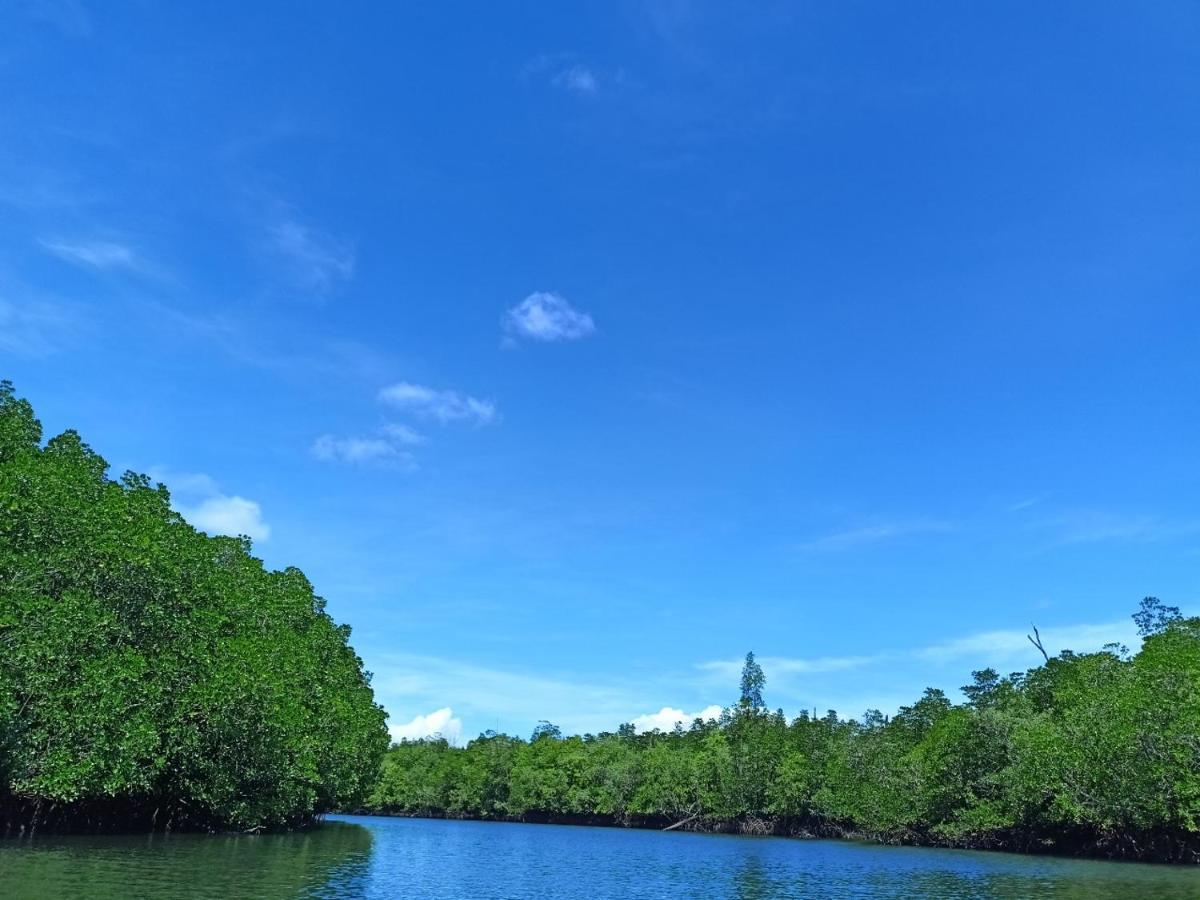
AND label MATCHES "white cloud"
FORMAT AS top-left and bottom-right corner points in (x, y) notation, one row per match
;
(389, 707), (464, 745)
(522, 54), (604, 96)
(504, 292), (595, 343)
(151, 467), (271, 542)
(382, 423), (426, 445)
(798, 520), (954, 553)
(177, 495), (271, 541)
(40, 238), (140, 271)
(268, 219), (355, 293)
(379, 382), (497, 425)
(631, 705), (722, 734)
(554, 65), (598, 95)
(312, 425), (423, 469)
